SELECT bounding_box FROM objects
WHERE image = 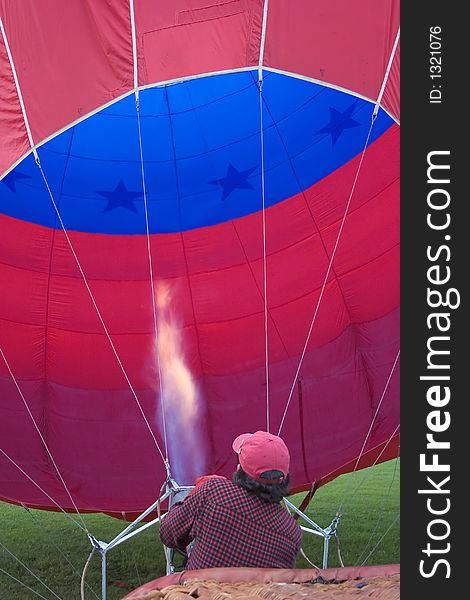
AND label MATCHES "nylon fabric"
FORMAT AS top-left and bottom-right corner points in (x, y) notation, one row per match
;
(0, 1), (399, 514)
